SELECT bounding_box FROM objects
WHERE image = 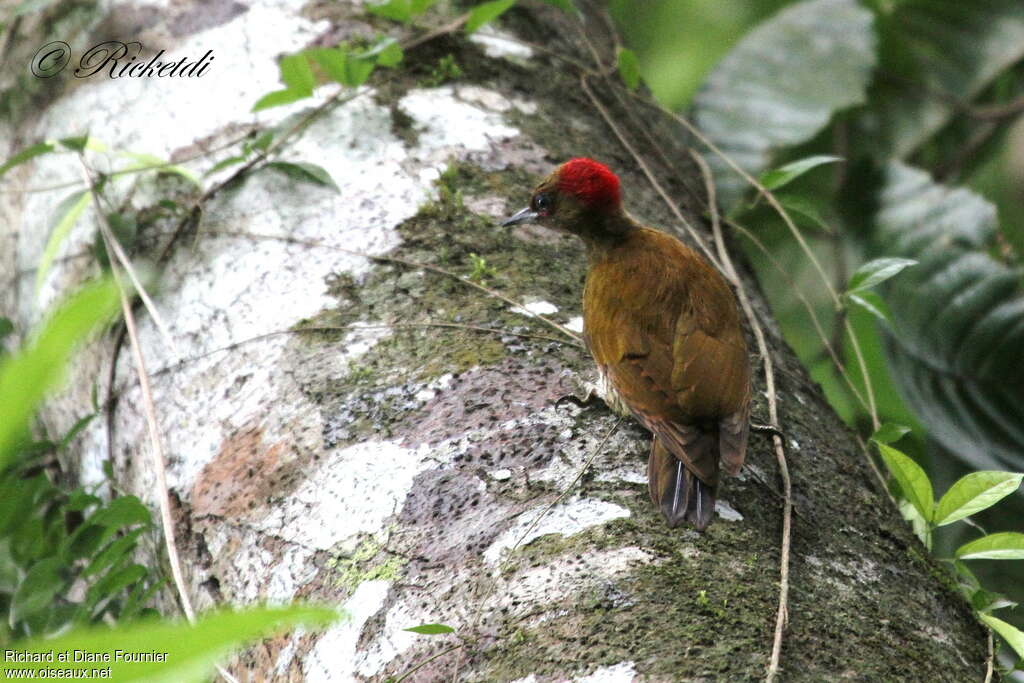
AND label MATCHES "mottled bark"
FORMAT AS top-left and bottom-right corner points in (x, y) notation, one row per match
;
(0, 1), (988, 681)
